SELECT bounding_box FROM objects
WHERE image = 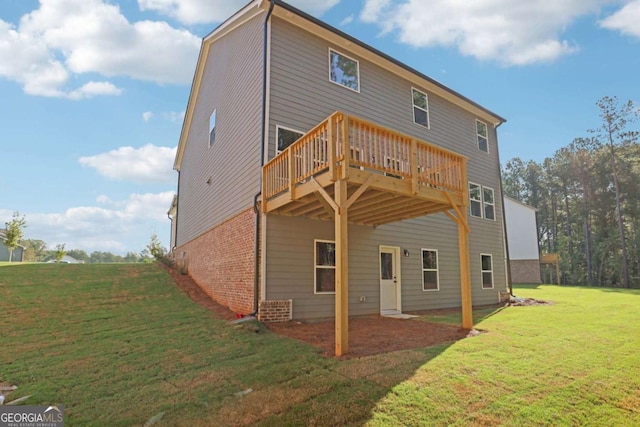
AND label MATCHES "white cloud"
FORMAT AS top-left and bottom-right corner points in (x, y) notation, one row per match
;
(0, 0), (200, 98)
(138, 0), (340, 24)
(68, 81), (123, 100)
(0, 192), (174, 254)
(162, 111), (185, 123)
(289, 0), (341, 15)
(79, 144), (177, 184)
(340, 14), (354, 26)
(138, 0), (246, 25)
(142, 111), (154, 122)
(360, 0), (608, 66)
(360, 0), (390, 23)
(600, 1), (640, 38)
